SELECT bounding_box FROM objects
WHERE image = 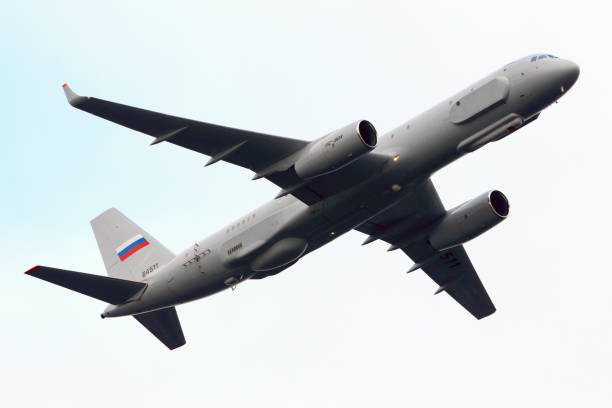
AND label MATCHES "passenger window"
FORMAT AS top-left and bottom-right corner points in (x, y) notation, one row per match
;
(538, 55), (547, 60)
